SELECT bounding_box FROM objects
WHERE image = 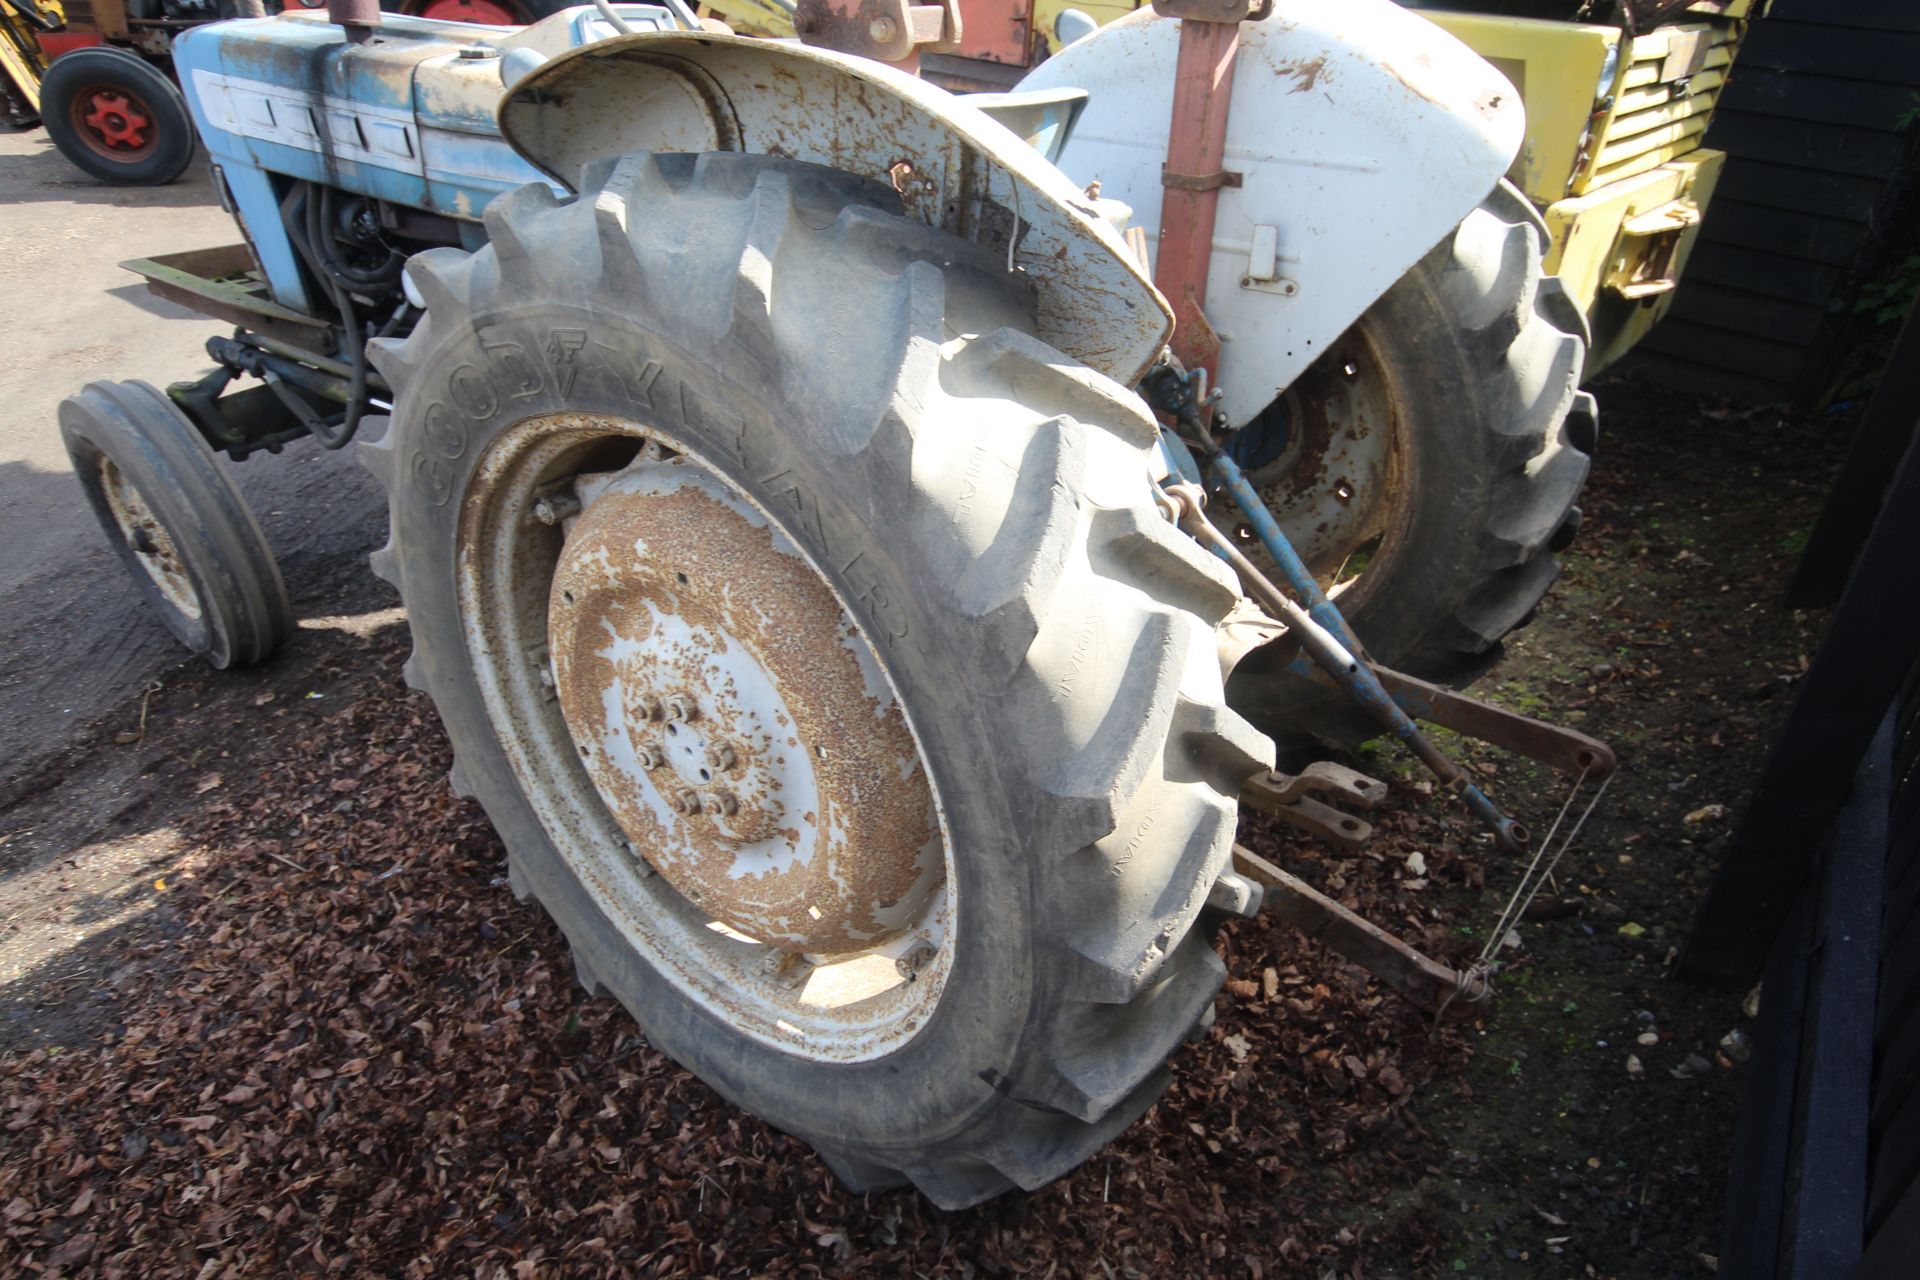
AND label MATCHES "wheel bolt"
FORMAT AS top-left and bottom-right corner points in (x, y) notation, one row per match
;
(895, 941), (937, 983)
(703, 789), (739, 817)
(636, 743), (664, 770)
(633, 695), (662, 722)
(624, 841), (655, 878)
(705, 741), (737, 771)
(664, 694), (699, 723)
(532, 493), (581, 526)
(671, 788), (702, 815)
(761, 948), (809, 987)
